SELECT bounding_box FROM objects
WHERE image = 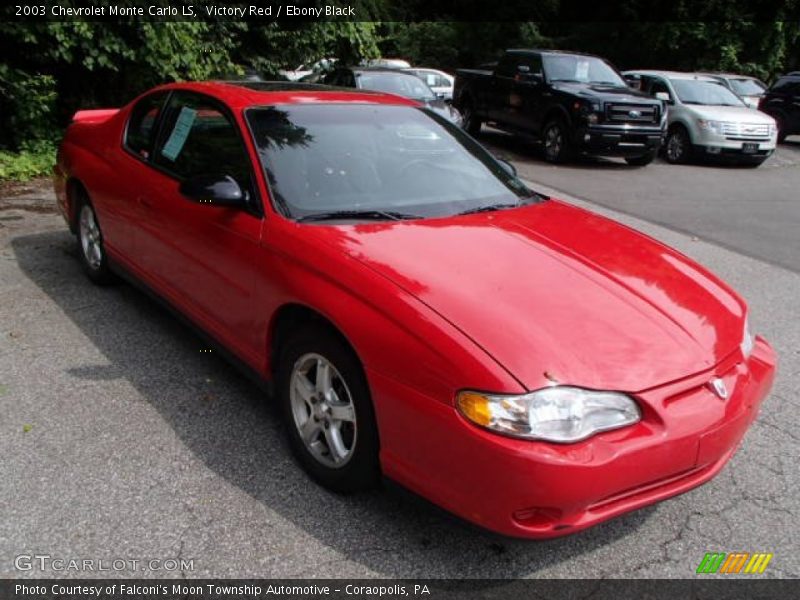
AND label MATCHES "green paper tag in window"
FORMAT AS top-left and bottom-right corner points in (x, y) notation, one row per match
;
(161, 107), (197, 161)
